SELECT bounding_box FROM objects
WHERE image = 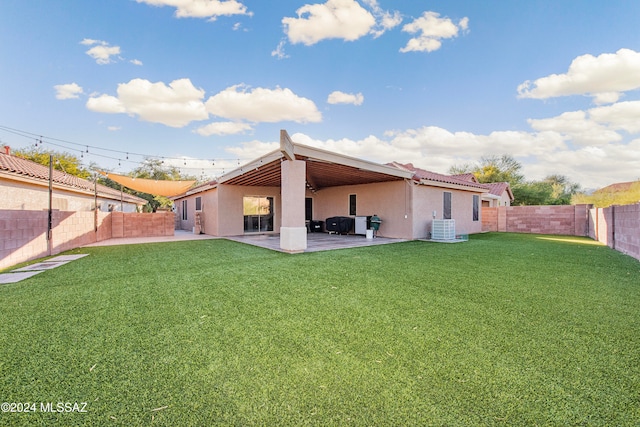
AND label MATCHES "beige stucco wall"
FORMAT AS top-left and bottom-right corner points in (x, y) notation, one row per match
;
(310, 180), (413, 238)
(217, 184), (281, 236)
(412, 185), (483, 238)
(176, 188), (220, 234)
(177, 180), (483, 240)
(0, 178), (139, 212)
